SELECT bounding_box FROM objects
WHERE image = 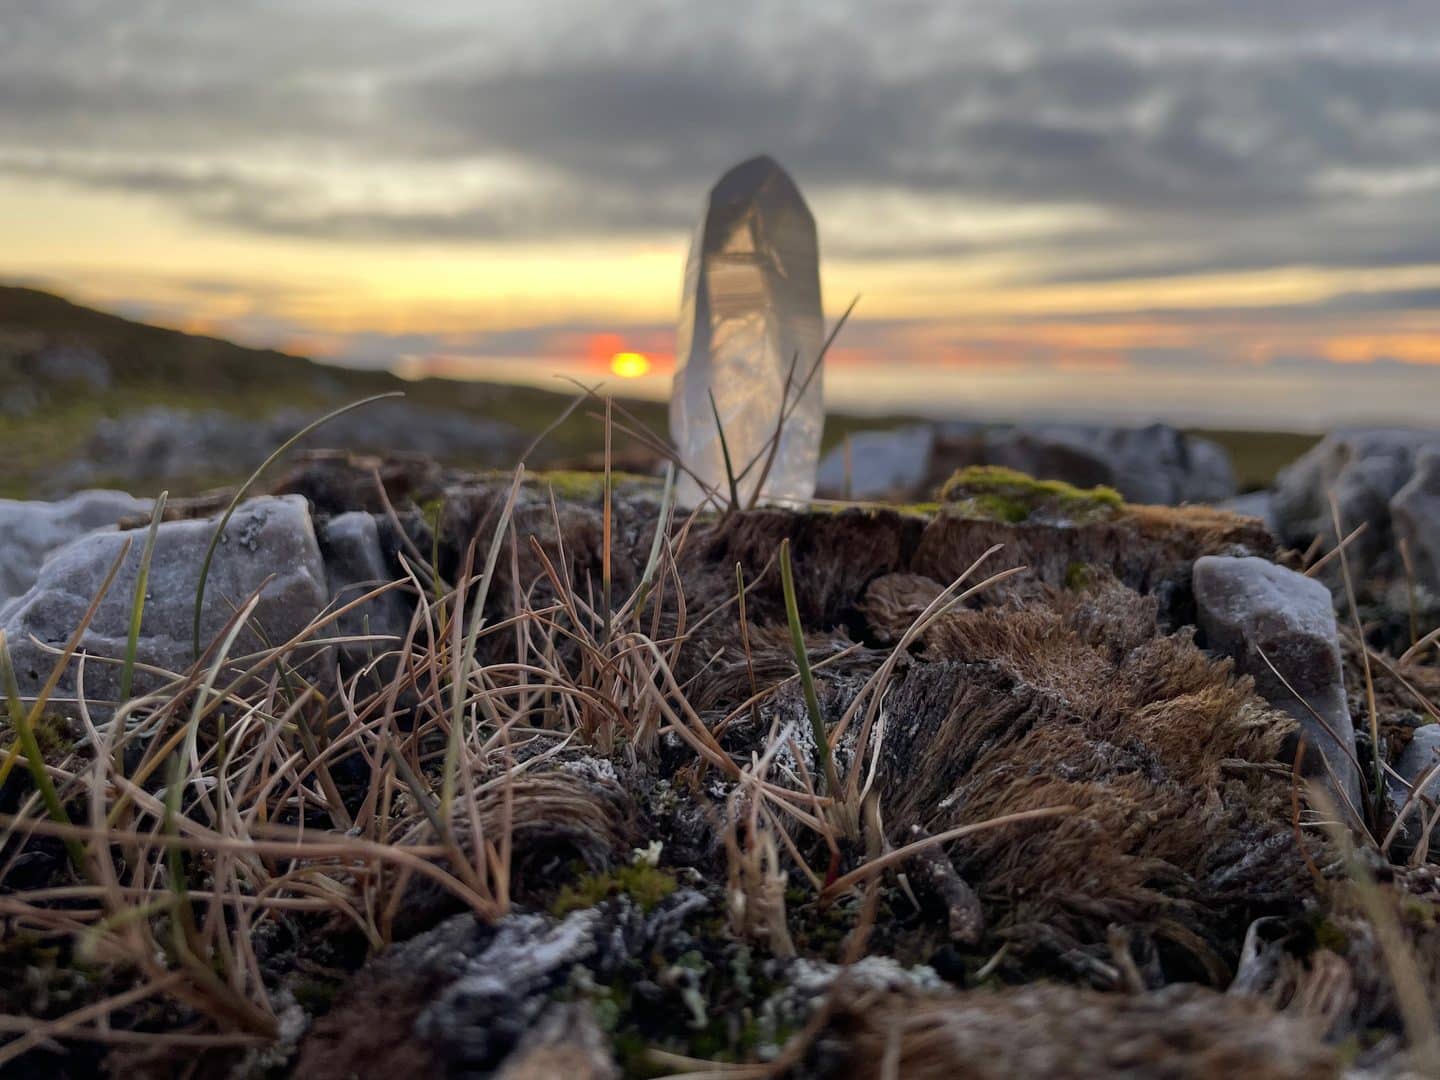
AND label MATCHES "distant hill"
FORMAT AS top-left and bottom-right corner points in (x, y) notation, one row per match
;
(0, 285), (373, 393)
(0, 284), (1311, 499)
(0, 284), (681, 497)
